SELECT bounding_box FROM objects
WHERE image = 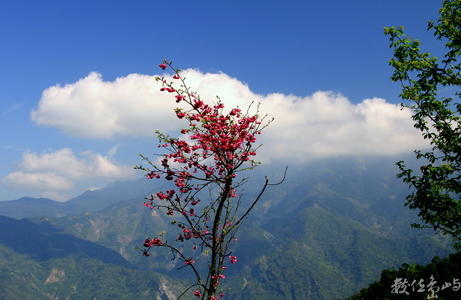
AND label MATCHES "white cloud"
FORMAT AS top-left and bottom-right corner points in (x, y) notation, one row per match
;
(16, 148), (134, 179)
(30, 69), (428, 162)
(2, 171), (74, 190)
(1, 148), (136, 201)
(31, 72), (186, 138)
(41, 190), (75, 202)
(257, 92), (428, 161)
